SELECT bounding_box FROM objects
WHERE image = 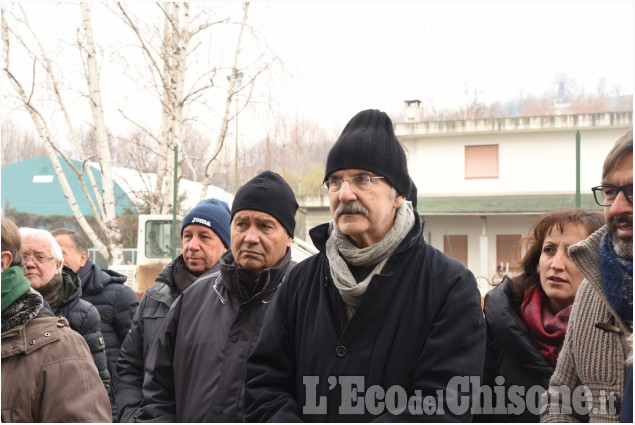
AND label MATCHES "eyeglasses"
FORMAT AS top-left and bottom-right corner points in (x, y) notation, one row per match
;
(591, 183), (633, 206)
(23, 253), (56, 264)
(323, 175), (385, 193)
